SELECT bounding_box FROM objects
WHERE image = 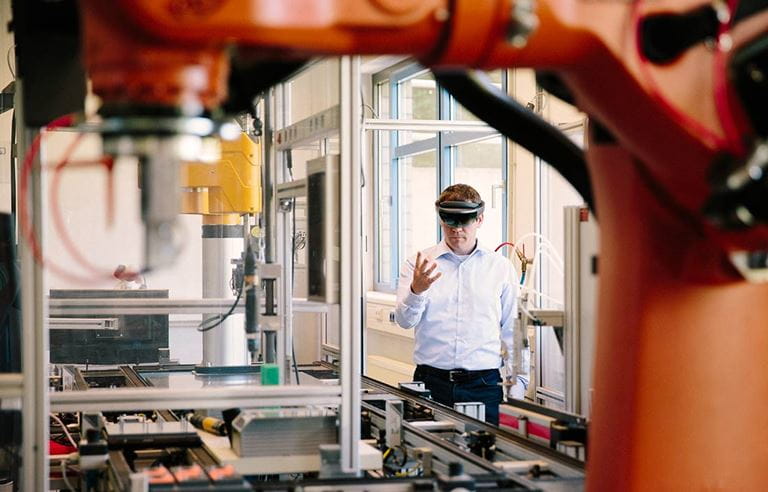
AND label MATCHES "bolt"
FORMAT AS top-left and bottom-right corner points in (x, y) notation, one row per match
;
(434, 7), (449, 22)
(507, 0), (539, 48)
